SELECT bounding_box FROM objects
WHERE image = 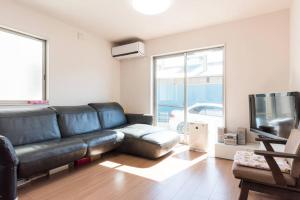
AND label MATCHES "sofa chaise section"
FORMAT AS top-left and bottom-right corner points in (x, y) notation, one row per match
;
(89, 102), (180, 159)
(116, 124), (180, 159)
